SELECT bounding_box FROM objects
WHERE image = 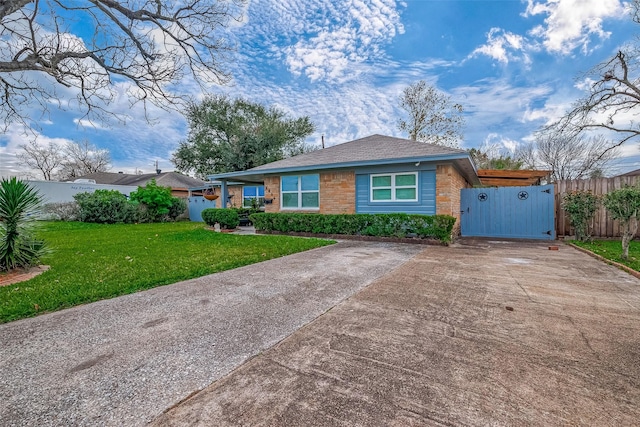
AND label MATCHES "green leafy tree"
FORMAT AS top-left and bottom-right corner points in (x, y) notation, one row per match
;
(129, 179), (184, 222)
(397, 80), (465, 148)
(172, 96), (316, 178)
(562, 191), (599, 242)
(602, 185), (640, 260)
(0, 178), (47, 271)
